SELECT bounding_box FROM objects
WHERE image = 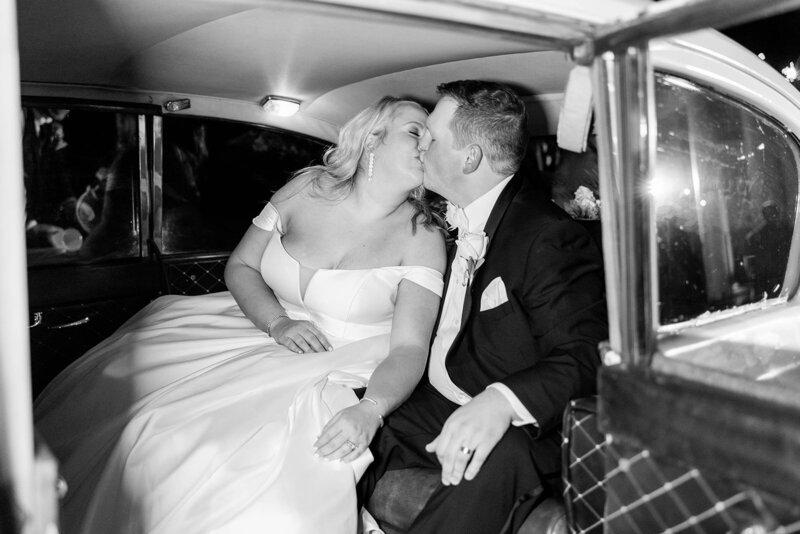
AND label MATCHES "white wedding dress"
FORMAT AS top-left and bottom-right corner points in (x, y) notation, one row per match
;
(34, 203), (443, 534)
